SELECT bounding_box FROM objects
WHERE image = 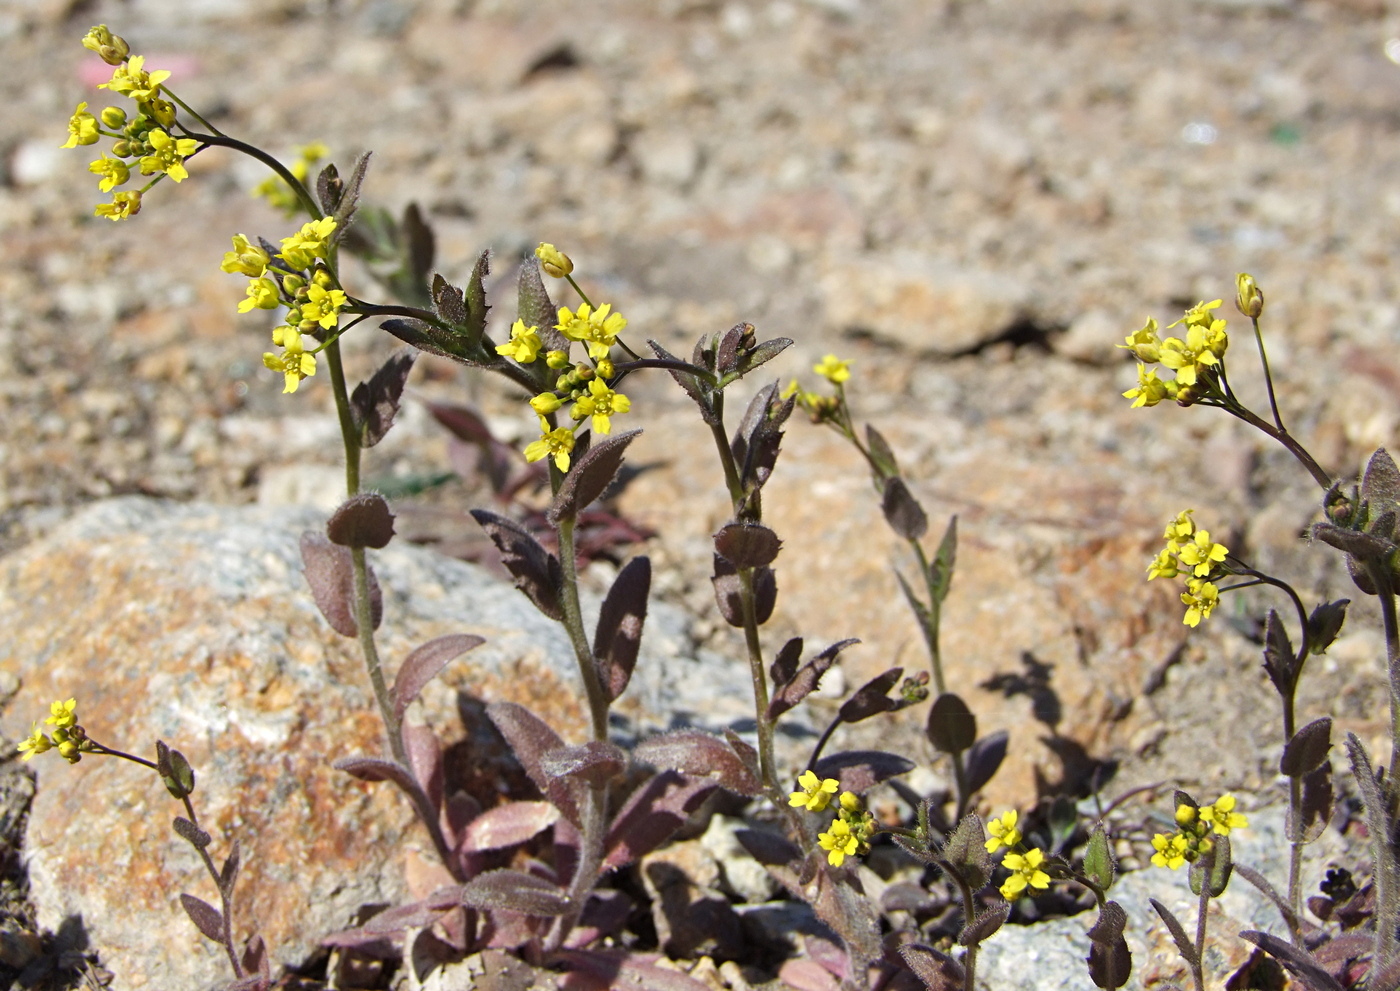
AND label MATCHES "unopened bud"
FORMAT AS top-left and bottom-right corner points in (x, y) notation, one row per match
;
(574, 362), (595, 381)
(535, 242), (574, 278)
(546, 350), (570, 370)
(149, 99), (176, 128)
(82, 25), (130, 66)
(110, 139), (132, 158)
(1235, 273), (1264, 319)
(100, 106), (127, 129)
